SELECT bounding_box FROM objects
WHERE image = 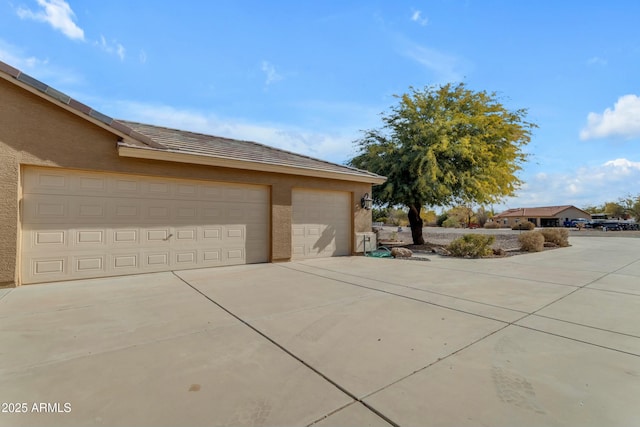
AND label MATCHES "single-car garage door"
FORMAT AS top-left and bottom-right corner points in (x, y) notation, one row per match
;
(21, 167), (269, 284)
(291, 189), (350, 259)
